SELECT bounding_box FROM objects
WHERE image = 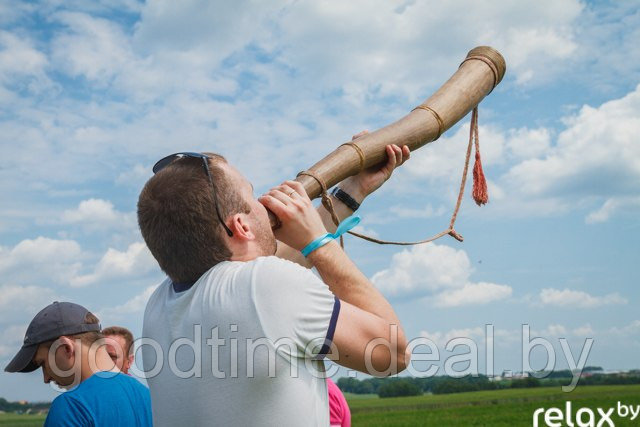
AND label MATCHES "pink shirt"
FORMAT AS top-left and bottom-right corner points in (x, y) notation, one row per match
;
(327, 379), (351, 427)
